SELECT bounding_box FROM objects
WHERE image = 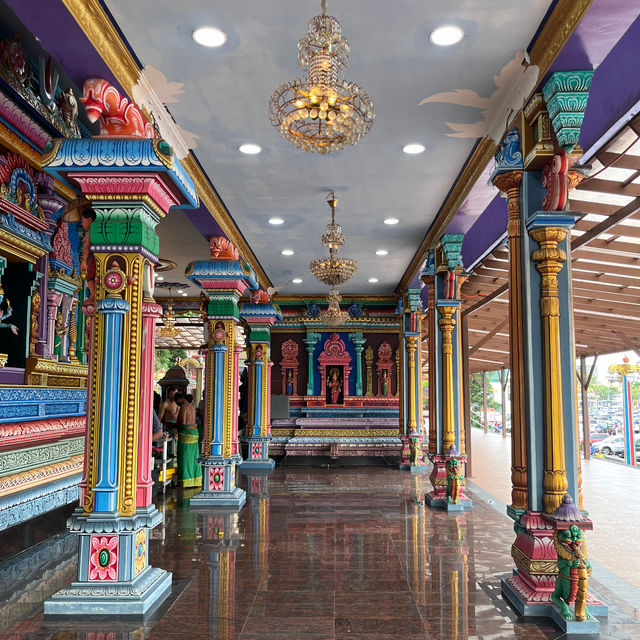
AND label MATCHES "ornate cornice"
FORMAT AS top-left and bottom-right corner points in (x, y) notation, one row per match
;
(60, 0), (272, 290)
(0, 121), (77, 202)
(396, 0), (593, 294)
